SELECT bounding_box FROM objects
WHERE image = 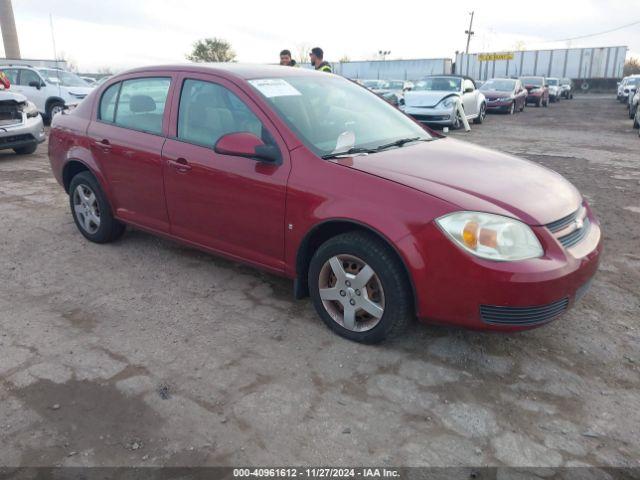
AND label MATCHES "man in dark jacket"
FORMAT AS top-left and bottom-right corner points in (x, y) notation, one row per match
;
(310, 47), (331, 73)
(279, 49), (297, 67)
